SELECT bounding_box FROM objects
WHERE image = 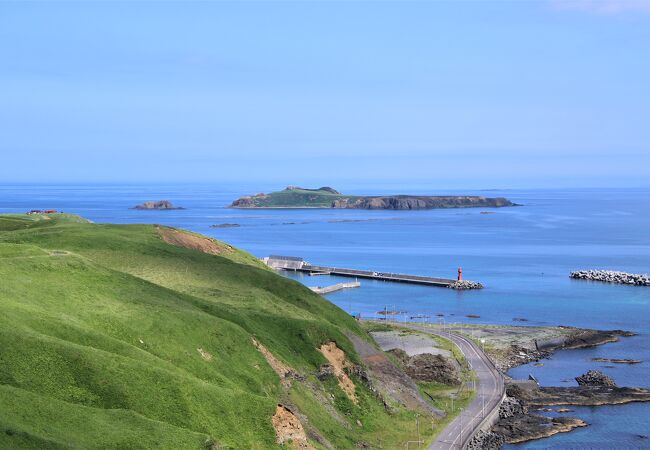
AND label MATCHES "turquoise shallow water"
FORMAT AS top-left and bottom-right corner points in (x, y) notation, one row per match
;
(2, 184), (649, 448)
